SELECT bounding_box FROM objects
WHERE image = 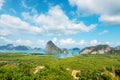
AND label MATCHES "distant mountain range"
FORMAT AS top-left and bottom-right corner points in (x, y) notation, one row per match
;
(0, 44), (41, 50)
